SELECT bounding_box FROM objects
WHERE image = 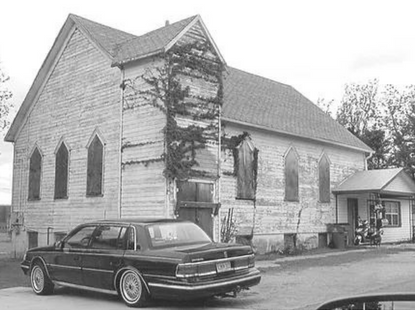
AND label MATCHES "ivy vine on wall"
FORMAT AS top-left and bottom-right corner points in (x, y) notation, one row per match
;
(121, 41), (224, 180)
